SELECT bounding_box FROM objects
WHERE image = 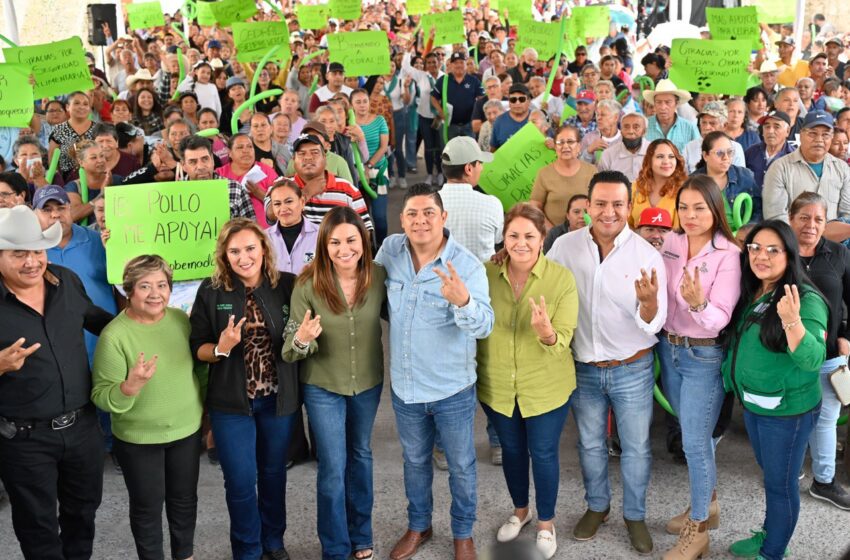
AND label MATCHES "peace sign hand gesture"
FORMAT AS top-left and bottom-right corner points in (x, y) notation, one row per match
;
(121, 352), (158, 397)
(680, 266), (705, 309)
(776, 284), (801, 325)
(634, 268), (659, 306)
(295, 309), (322, 344)
(529, 296), (556, 343)
(433, 261), (470, 307)
(217, 315), (247, 355)
(0, 338), (41, 375)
